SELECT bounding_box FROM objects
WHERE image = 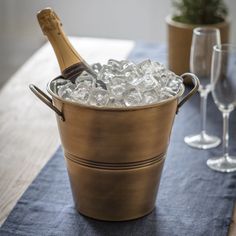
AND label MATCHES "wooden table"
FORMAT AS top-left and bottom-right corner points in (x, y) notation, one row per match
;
(0, 37), (235, 235)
